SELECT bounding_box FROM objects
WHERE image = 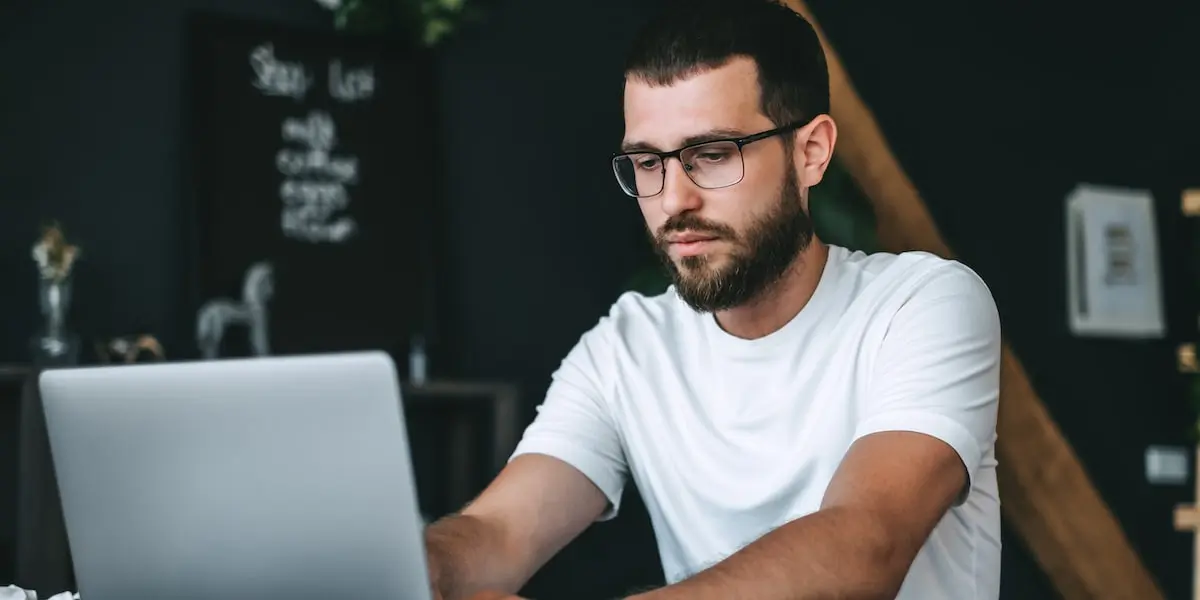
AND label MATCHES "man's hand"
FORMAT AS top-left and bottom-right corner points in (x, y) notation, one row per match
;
(428, 558), (526, 600)
(423, 454), (610, 600)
